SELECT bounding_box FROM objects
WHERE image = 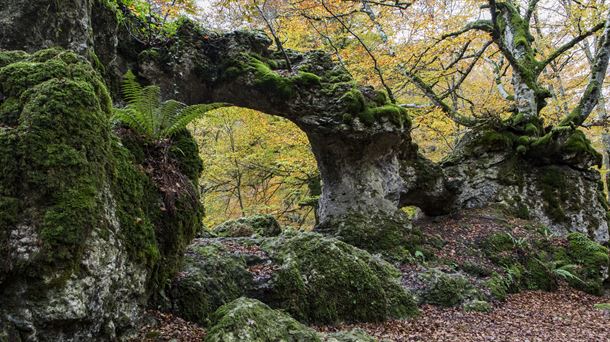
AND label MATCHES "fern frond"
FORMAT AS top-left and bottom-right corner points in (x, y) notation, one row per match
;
(133, 85), (161, 138)
(162, 103), (228, 138)
(121, 70), (143, 106)
(112, 107), (148, 136)
(159, 99), (187, 134)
